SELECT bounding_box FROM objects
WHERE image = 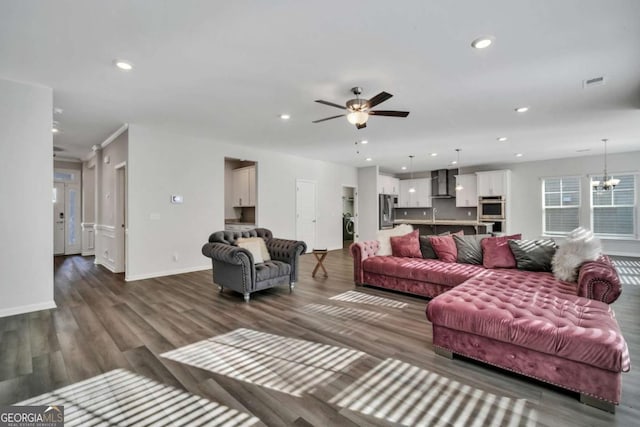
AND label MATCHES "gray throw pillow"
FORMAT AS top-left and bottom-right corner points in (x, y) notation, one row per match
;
(454, 234), (491, 265)
(419, 231), (451, 259)
(508, 239), (557, 272)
